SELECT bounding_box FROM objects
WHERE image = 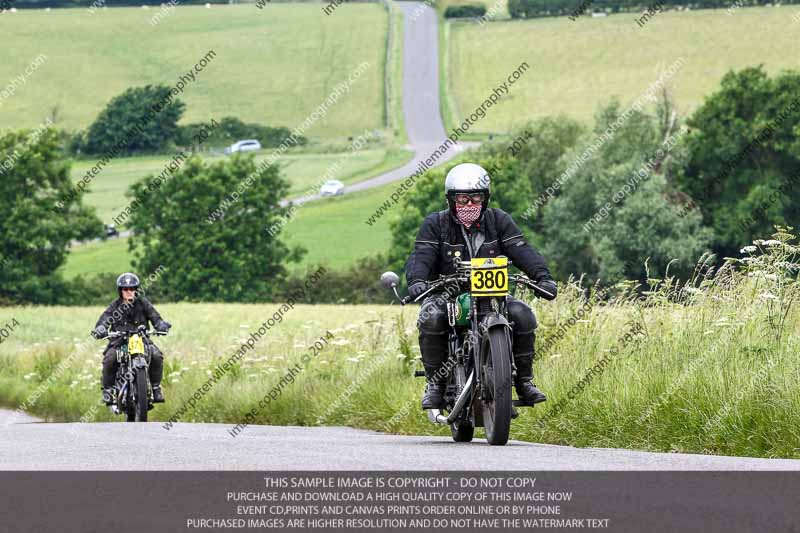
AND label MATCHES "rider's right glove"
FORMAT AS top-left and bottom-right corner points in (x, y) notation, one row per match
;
(408, 281), (428, 299)
(91, 325), (107, 339)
